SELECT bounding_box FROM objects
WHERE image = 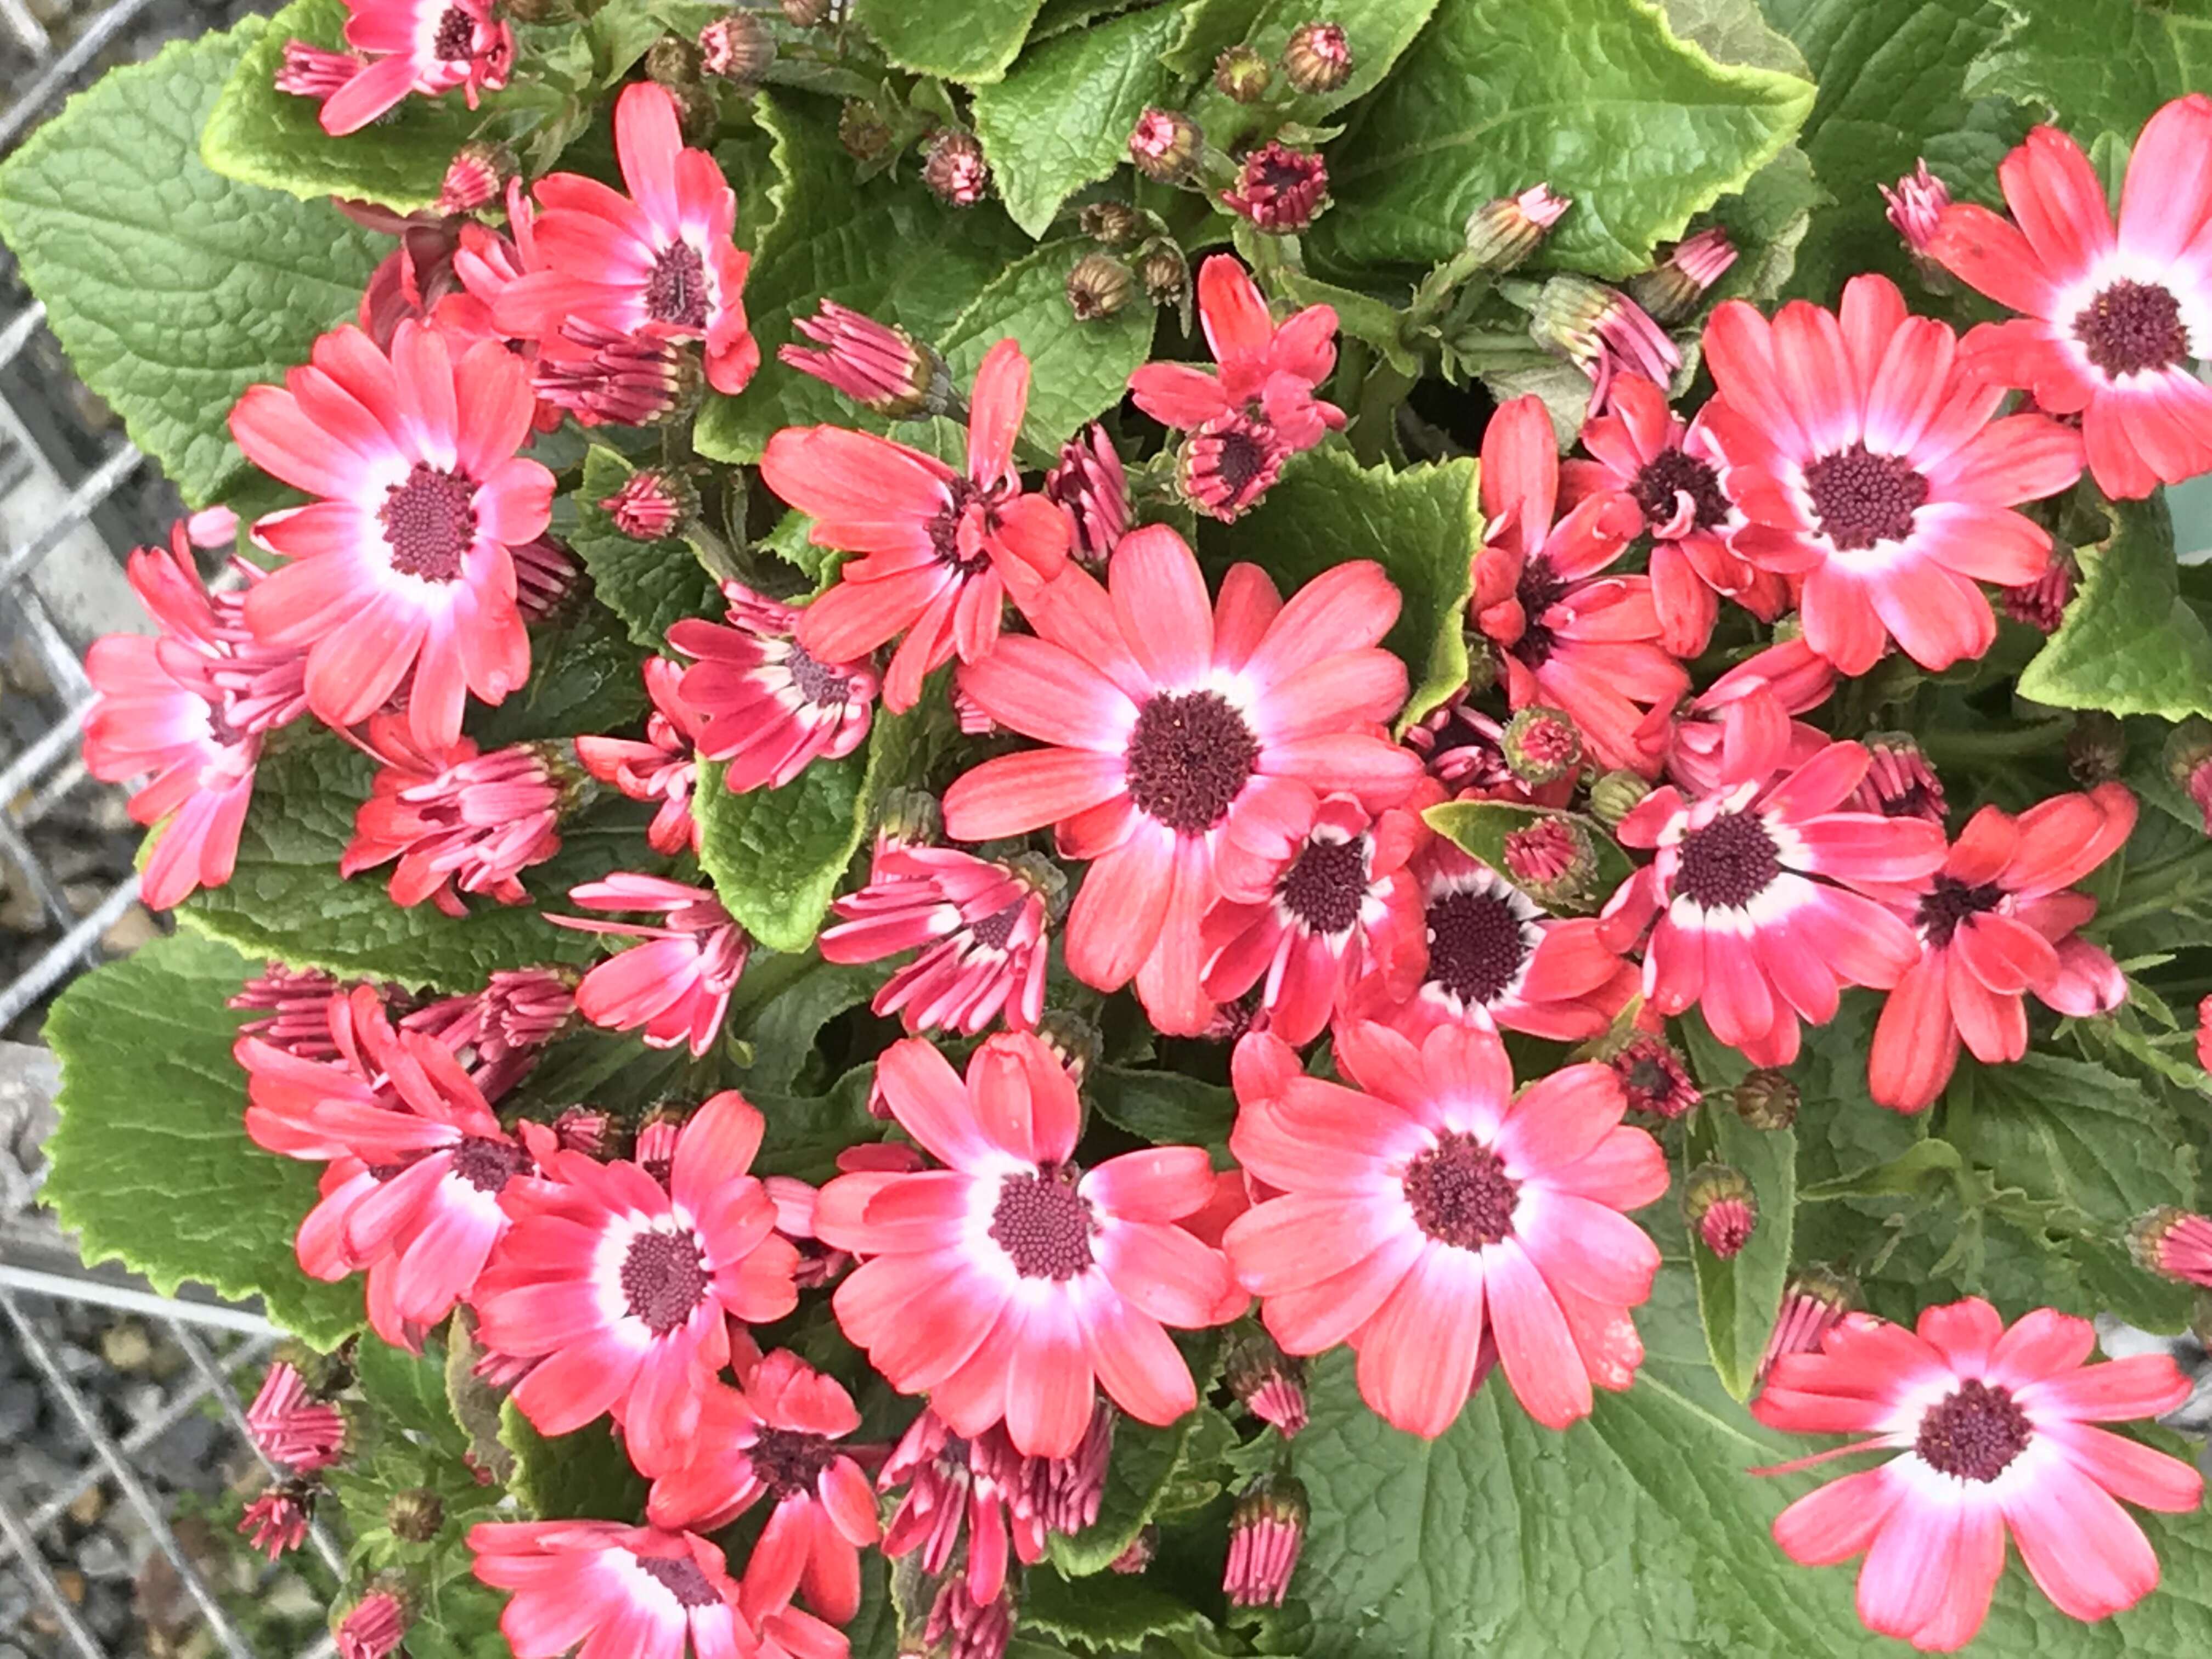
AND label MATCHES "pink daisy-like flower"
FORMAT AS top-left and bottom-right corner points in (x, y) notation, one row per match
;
(1600, 741), (1949, 1067)
(817, 844), (1052, 1035)
(229, 320), (553, 749)
(666, 584), (878, 793)
(318, 0), (511, 136)
(550, 876), (751, 1057)
(1225, 1020), (1667, 1436)
(1754, 1299), (2201, 1651)
(1127, 255), (1344, 452)
(1199, 794), (1426, 1046)
(1474, 395), (1688, 777)
(1928, 96), (2212, 498)
(1563, 374), (1786, 657)
(1867, 783), (2136, 1111)
(644, 1354), (881, 1624)
(472, 1091), (799, 1470)
(941, 526), (1420, 1035)
(814, 1033), (1235, 1457)
(494, 83), (758, 396)
(1700, 274), (2085, 674)
(339, 715), (565, 916)
(760, 338), (1071, 712)
(575, 657), (706, 856)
